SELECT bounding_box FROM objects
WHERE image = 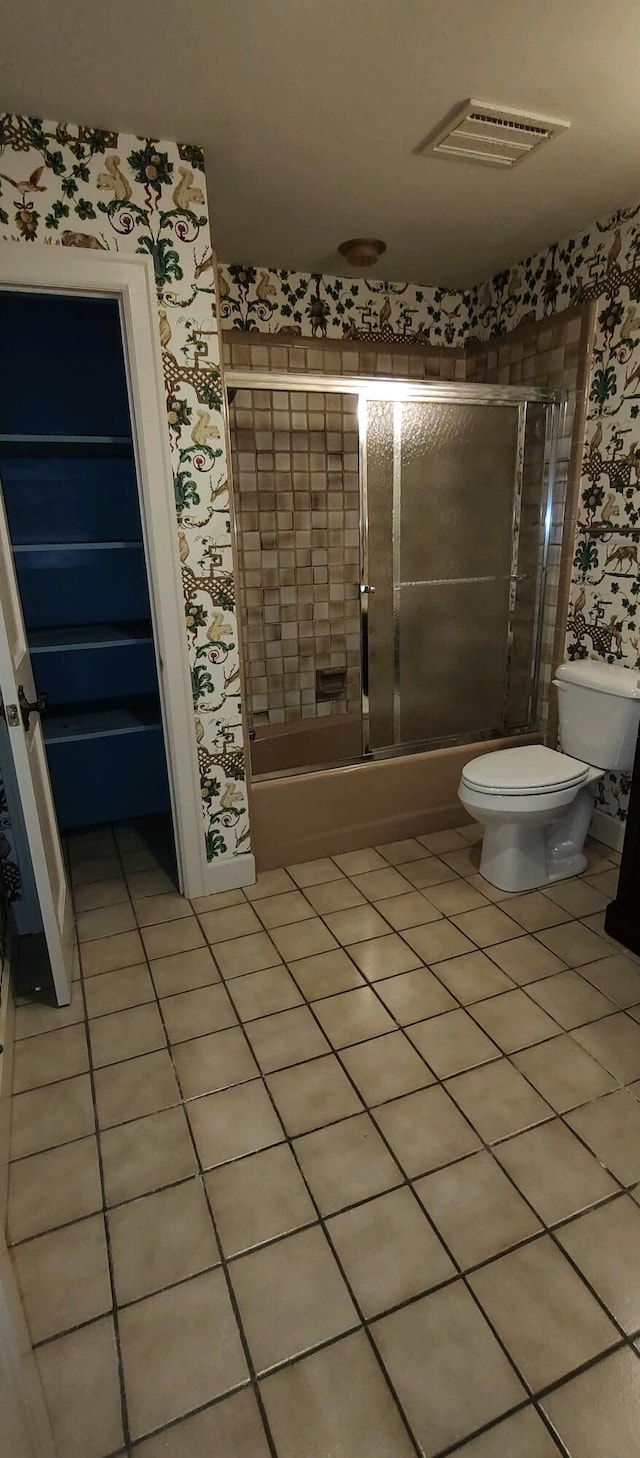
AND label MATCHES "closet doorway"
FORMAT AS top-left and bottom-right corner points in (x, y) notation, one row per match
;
(0, 247), (208, 1004)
